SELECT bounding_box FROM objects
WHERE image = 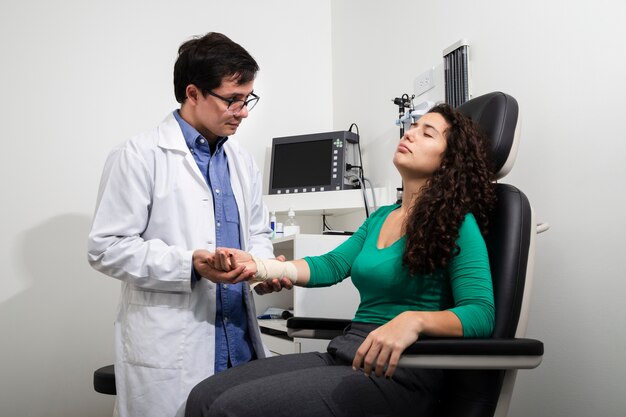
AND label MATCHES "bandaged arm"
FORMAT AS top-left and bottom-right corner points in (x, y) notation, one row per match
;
(251, 257), (310, 286)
